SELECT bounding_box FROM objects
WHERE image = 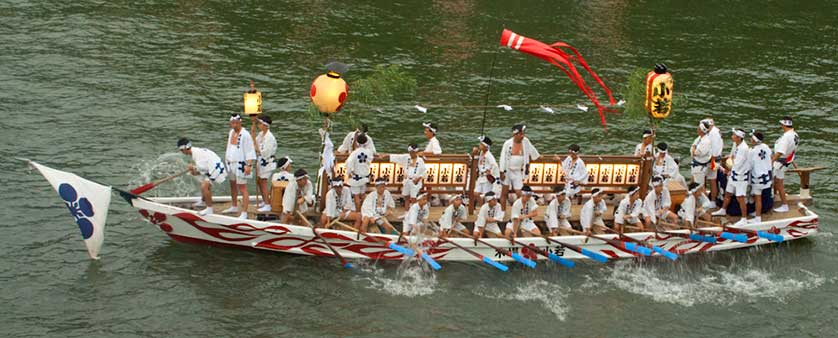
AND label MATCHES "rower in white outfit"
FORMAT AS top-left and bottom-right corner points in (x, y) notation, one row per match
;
(178, 138), (226, 216)
(545, 187), (573, 236)
(748, 130), (773, 223)
(473, 192), (505, 239)
(499, 124), (541, 202)
(560, 144), (588, 199)
(255, 115), (277, 212)
(614, 186), (644, 232)
(472, 136), (499, 208)
(653, 142), (687, 189)
(771, 116), (799, 213)
(345, 134), (376, 211)
(389, 143), (426, 208)
(336, 124), (376, 154)
(580, 188), (607, 235)
(360, 178), (397, 234)
(400, 193), (431, 242)
(319, 177), (360, 229)
(634, 129), (655, 160)
(280, 169), (315, 225)
(271, 157), (293, 182)
(505, 185), (540, 238)
(678, 182), (711, 228)
(223, 113), (257, 219)
(420, 122), (442, 156)
(704, 118), (724, 204)
(438, 194), (468, 237)
(690, 121), (713, 191)
(642, 175), (678, 228)
(712, 128), (751, 226)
